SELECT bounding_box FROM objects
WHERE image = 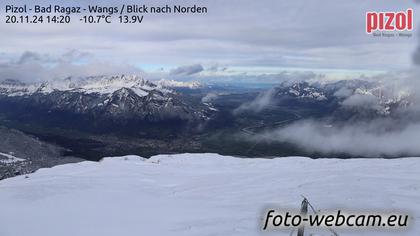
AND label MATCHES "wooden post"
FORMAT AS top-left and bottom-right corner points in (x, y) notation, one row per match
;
(297, 198), (308, 236)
